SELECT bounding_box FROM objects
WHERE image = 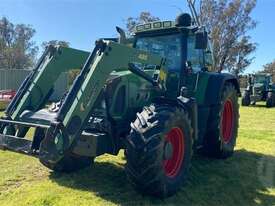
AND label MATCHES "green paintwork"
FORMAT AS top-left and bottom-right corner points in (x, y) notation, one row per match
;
(62, 41), (163, 146)
(105, 69), (158, 122)
(193, 73), (211, 104)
